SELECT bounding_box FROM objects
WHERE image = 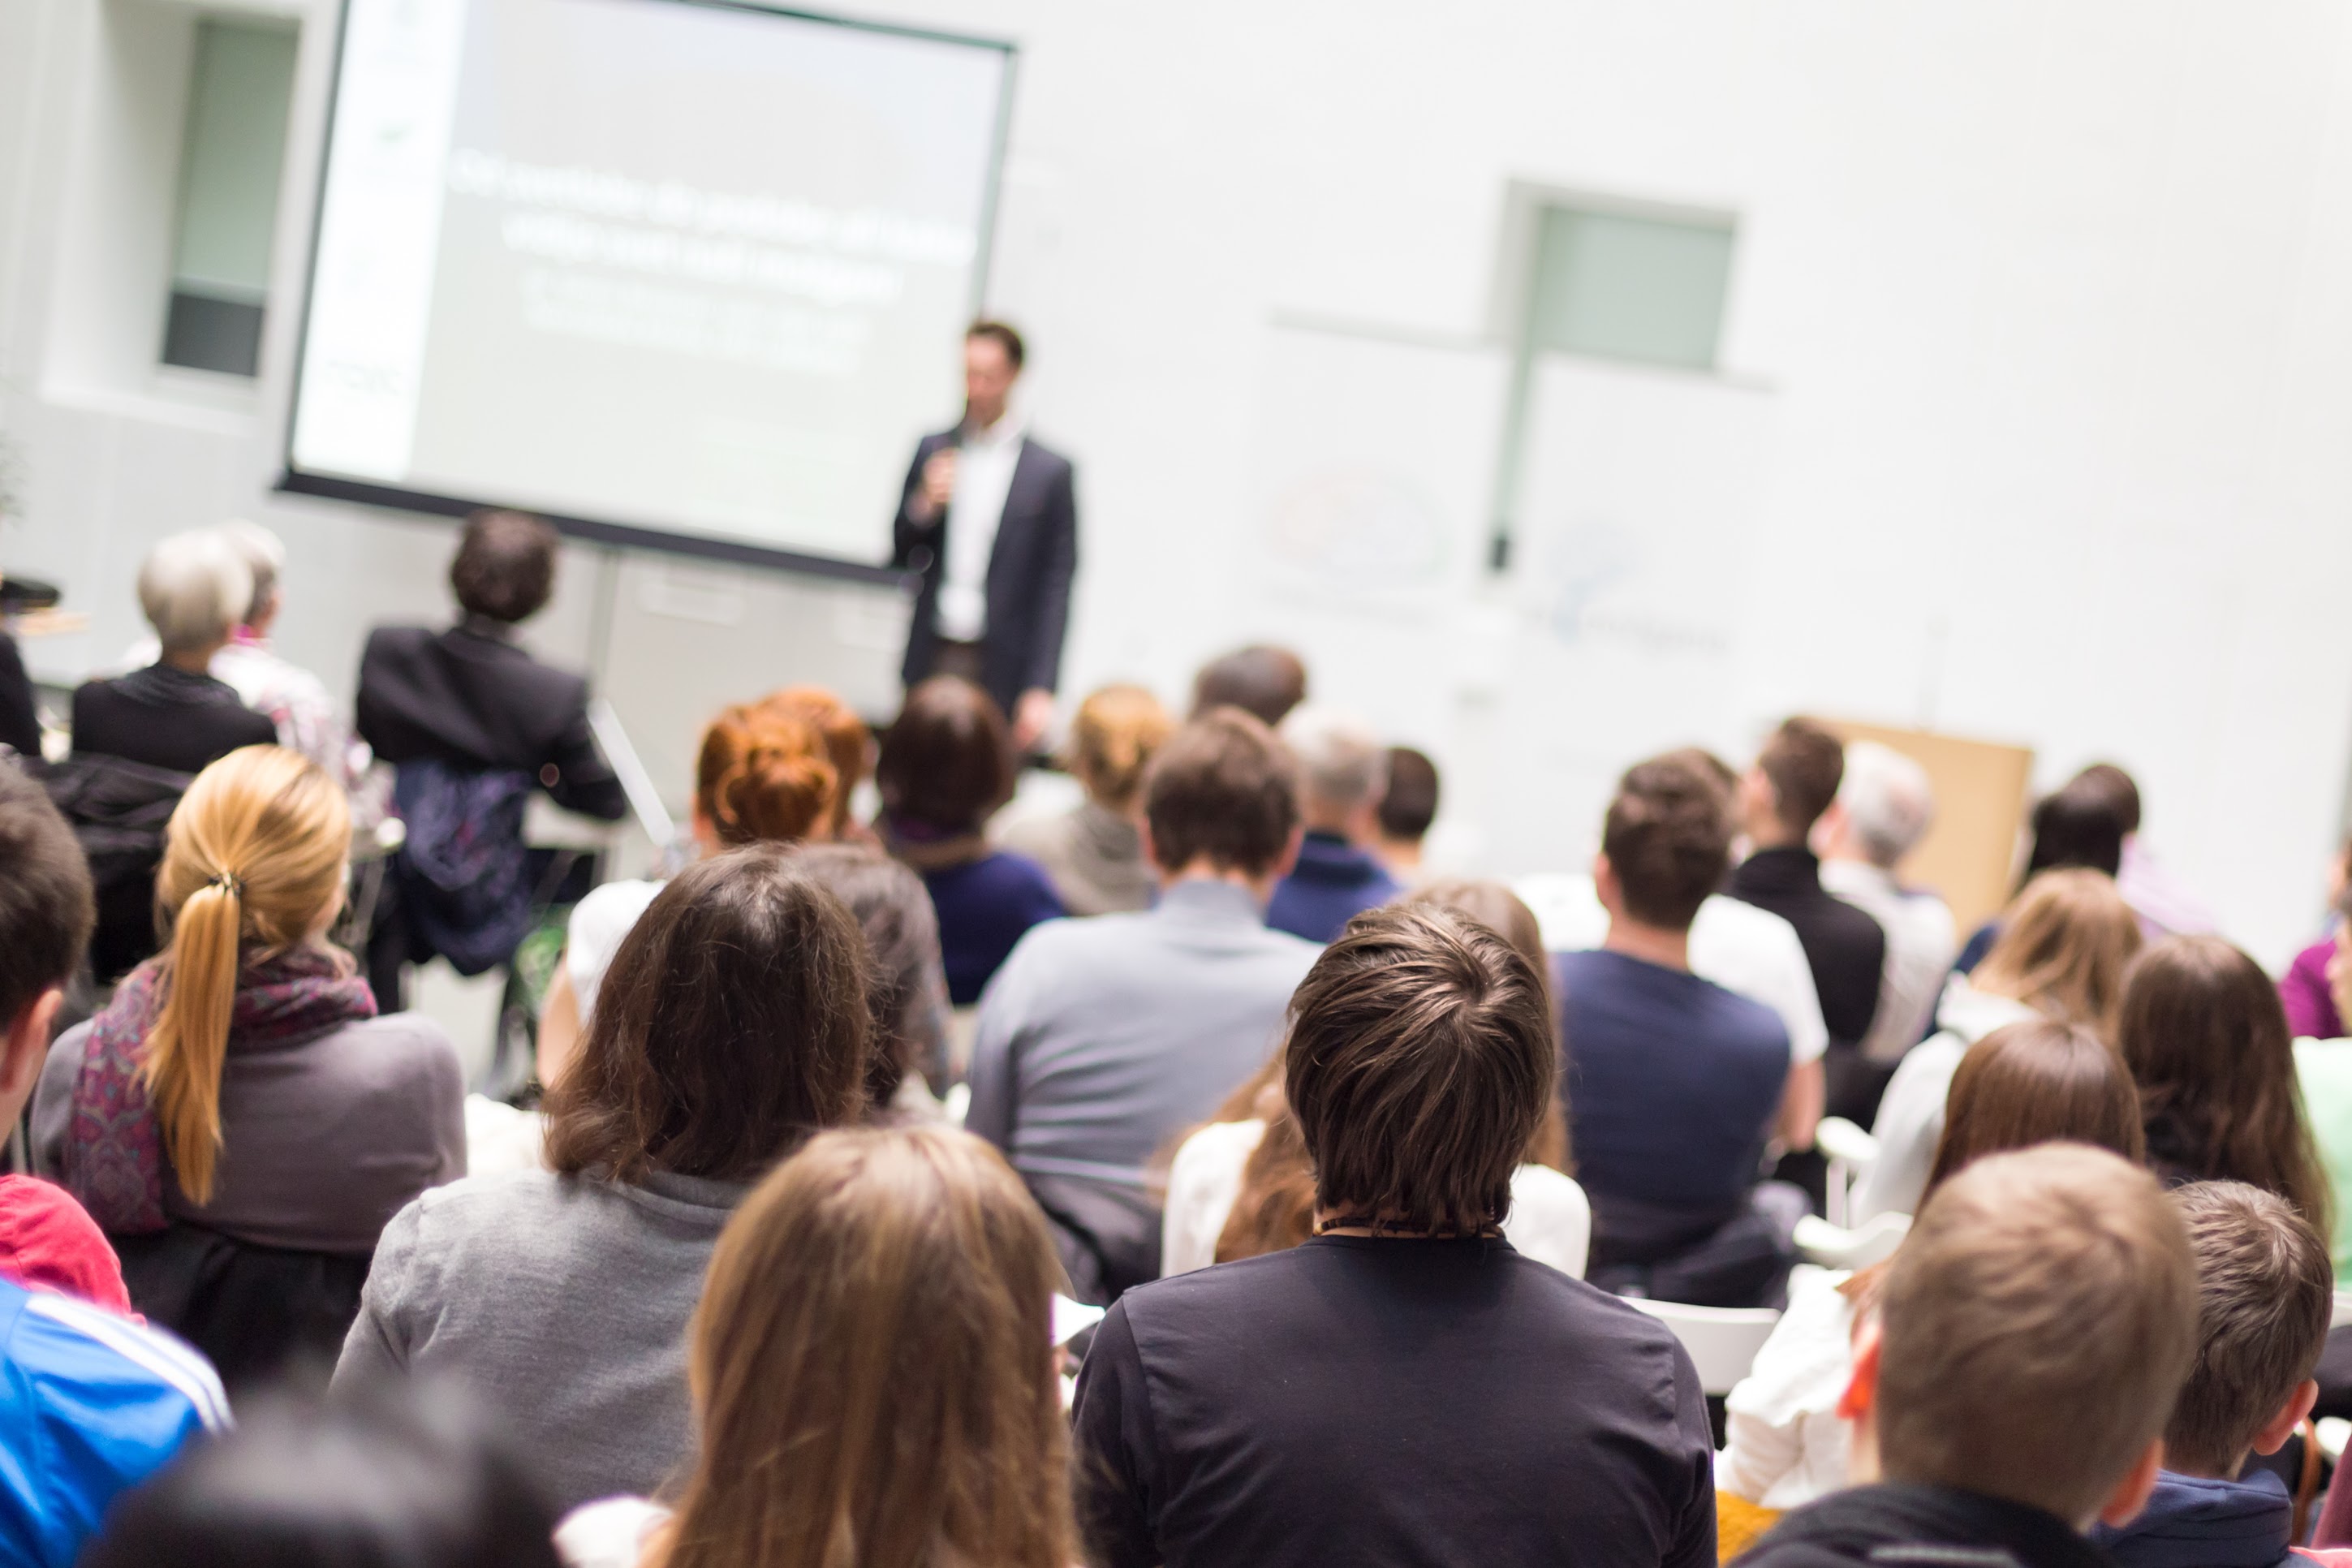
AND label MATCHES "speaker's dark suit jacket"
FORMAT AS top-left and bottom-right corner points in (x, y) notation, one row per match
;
(890, 429), (1079, 721)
